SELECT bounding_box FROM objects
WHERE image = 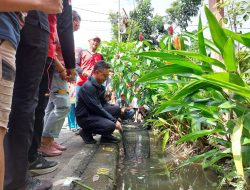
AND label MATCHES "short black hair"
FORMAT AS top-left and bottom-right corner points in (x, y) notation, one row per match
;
(72, 10), (81, 21)
(94, 60), (110, 72)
